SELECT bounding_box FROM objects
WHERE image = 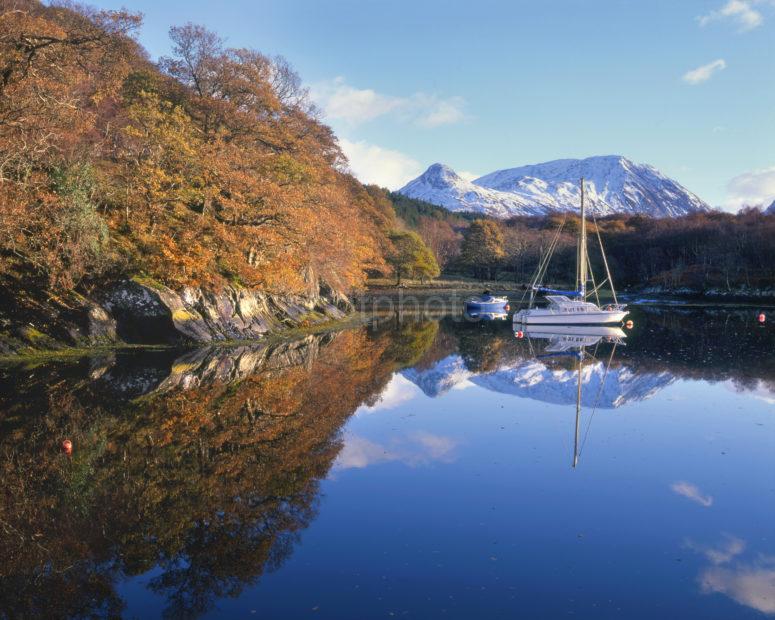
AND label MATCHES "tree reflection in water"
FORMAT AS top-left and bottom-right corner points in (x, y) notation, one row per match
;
(0, 325), (436, 618)
(0, 307), (773, 618)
